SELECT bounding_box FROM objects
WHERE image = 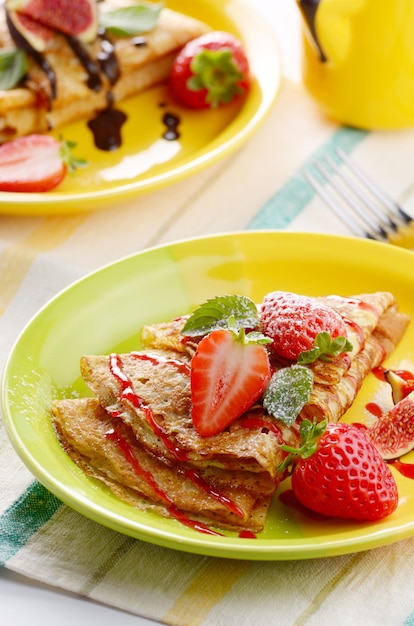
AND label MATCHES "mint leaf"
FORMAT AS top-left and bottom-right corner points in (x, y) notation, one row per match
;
(297, 332), (353, 365)
(263, 365), (314, 427)
(225, 318), (271, 346)
(0, 49), (27, 90)
(100, 1), (164, 36)
(244, 331), (272, 345)
(182, 294), (259, 337)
